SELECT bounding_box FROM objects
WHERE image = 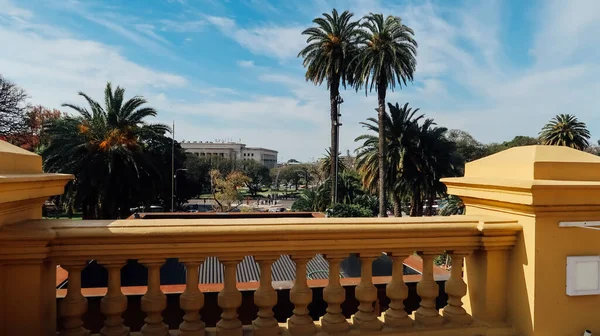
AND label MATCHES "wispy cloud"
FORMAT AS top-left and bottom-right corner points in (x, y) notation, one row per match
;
(207, 16), (305, 60)
(237, 60), (255, 68)
(159, 19), (206, 33)
(135, 24), (172, 45)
